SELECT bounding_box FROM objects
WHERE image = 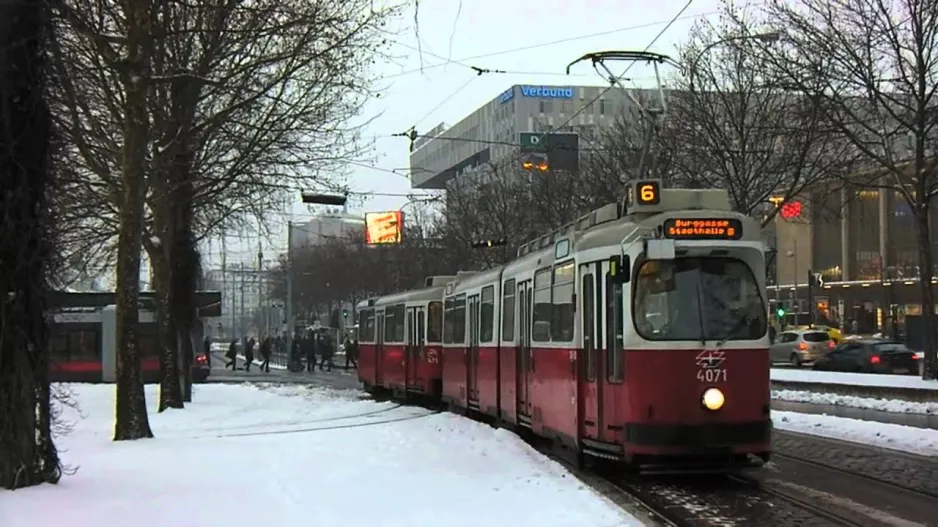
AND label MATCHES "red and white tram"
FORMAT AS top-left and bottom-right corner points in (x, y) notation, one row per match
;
(359, 180), (771, 471)
(356, 275), (458, 398)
